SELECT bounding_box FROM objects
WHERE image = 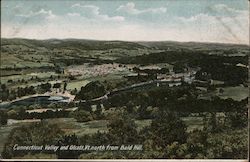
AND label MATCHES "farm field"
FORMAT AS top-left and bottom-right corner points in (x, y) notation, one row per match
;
(216, 86), (249, 101)
(44, 118), (155, 136)
(0, 53), (54, 69)
(67, 80), (91, 91)
(1, 72), (59, 84)
(198, 86), (248, 101)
